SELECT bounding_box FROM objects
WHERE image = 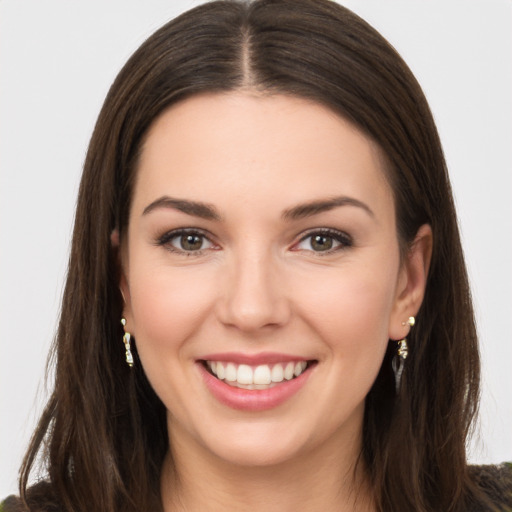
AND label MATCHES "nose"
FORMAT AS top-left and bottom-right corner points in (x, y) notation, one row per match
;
(216, 249), (291, 333)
